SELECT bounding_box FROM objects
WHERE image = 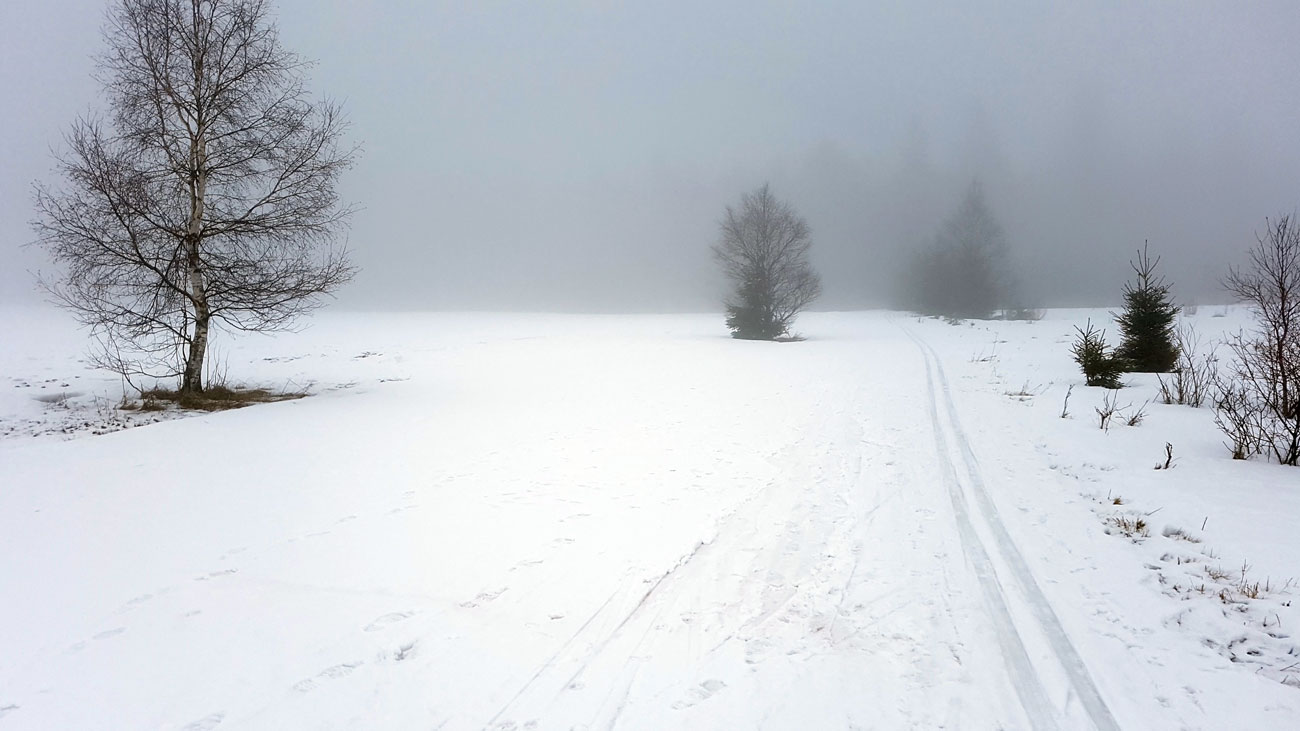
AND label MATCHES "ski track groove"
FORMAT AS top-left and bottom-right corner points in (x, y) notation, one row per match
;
(482, 585), (624, 729)
(484, 537), (711, 728)
(483, 403), (850, 729)
(905, 323), (1121, 731)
